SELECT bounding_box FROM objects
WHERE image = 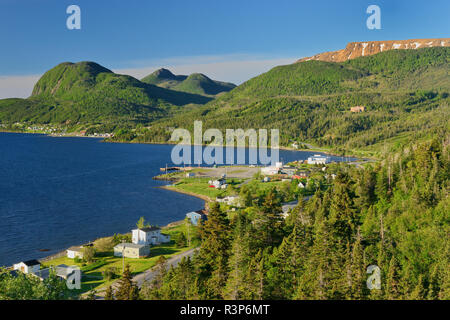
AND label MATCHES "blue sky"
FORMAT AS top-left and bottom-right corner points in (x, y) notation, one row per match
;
(0, 0), (449, 98)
